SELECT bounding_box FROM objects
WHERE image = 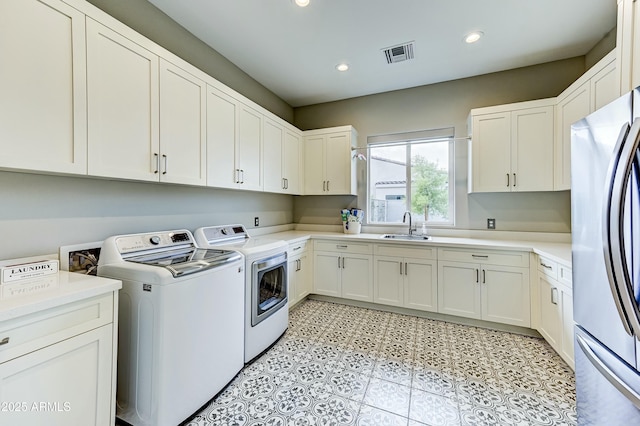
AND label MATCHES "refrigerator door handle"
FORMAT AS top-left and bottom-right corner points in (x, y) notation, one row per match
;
(603, 121), (636, 336)
(577, 333), (640, 409)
